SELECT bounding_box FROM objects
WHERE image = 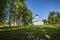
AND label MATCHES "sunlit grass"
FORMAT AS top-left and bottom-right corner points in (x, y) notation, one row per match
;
(0, 25), (60, 31)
